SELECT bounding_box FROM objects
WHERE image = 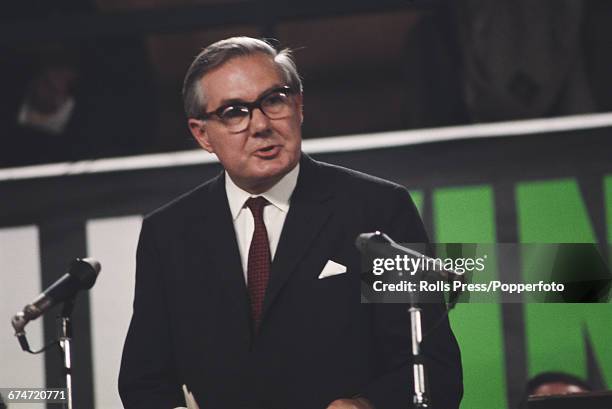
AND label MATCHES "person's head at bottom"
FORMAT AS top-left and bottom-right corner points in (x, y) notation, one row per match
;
(519, 371), (593, 409)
